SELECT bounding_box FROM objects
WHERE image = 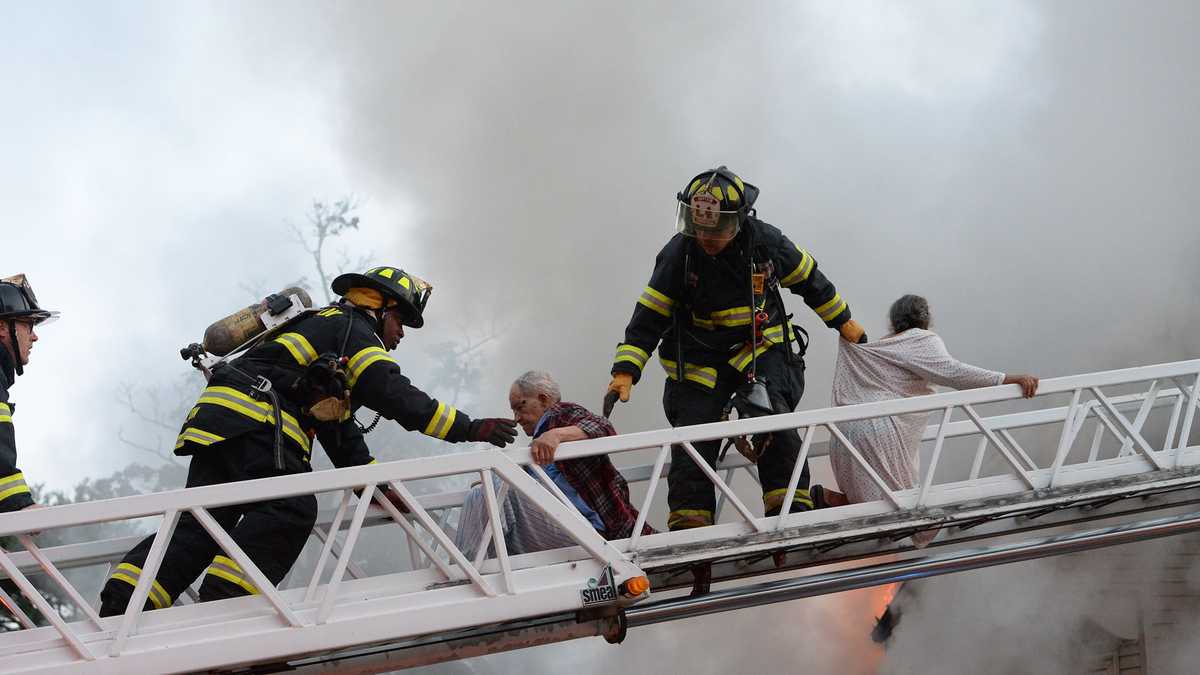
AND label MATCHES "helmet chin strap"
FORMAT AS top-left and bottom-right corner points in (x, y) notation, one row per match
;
(6, 319), (21, 377)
